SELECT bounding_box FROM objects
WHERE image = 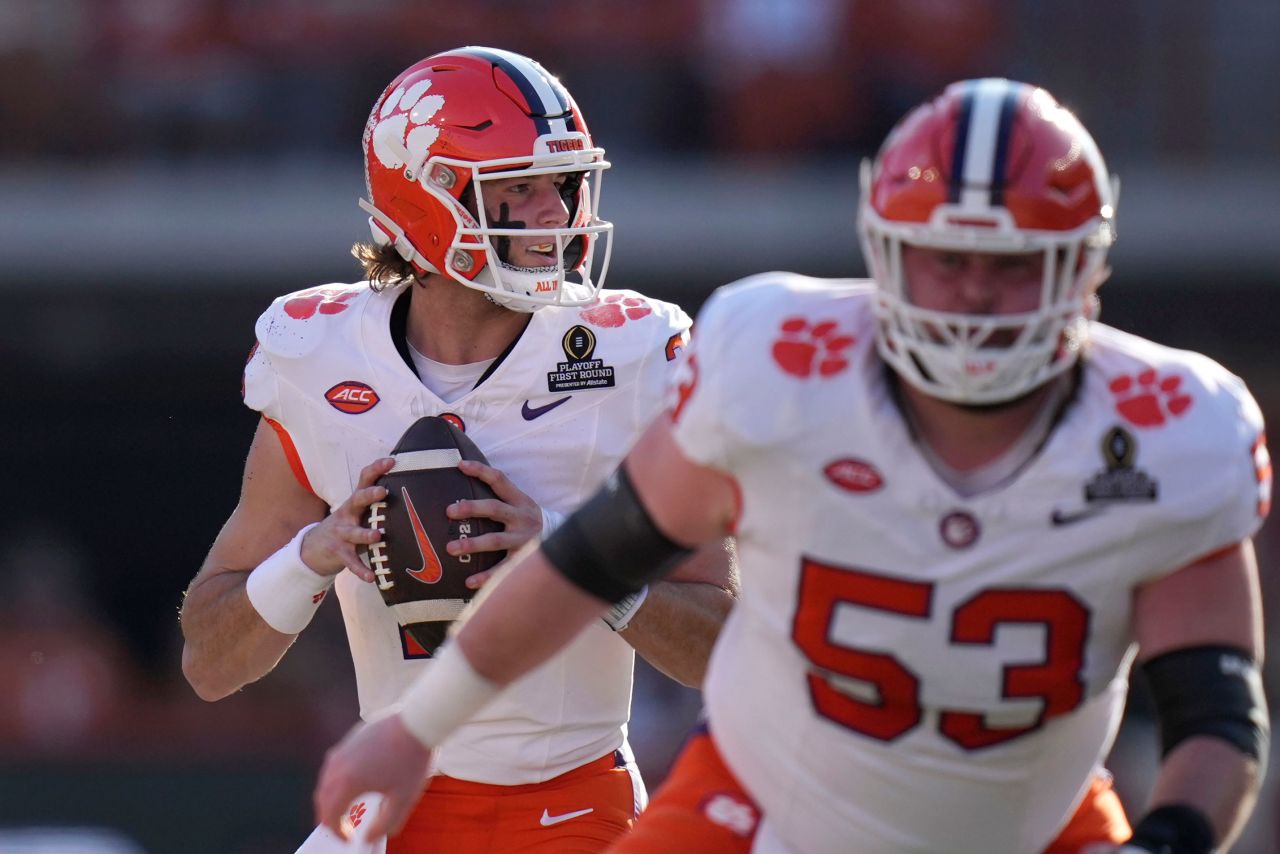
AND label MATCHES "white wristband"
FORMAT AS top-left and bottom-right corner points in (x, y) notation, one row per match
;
(245, 523), (332, 635)
(540, 506), (566, 537)
(603, 585), (649, 632)
(397, 641), (502, 749)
